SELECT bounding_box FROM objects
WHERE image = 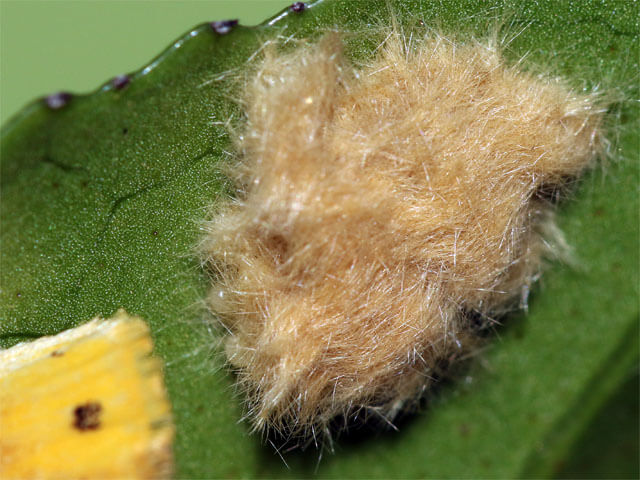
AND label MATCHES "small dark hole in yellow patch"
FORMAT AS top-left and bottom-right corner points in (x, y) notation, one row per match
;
(73, 402), (102, 431)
